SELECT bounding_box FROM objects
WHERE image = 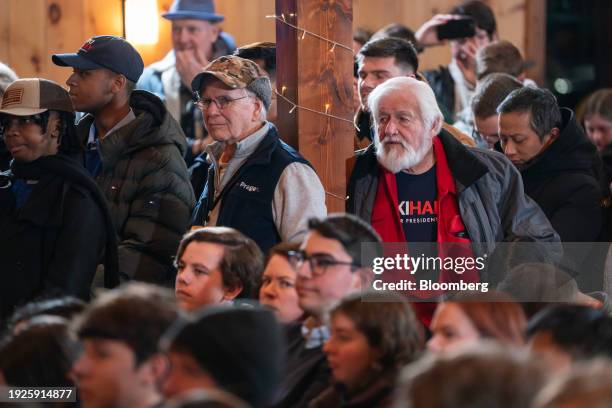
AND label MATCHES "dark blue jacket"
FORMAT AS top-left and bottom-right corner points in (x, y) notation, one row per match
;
(191, 126), (309, 253)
